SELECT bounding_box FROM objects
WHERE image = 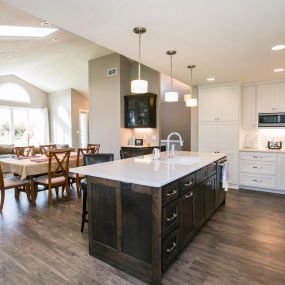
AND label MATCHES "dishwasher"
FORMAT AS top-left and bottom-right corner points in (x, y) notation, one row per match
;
(216, 157), (228, 207)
